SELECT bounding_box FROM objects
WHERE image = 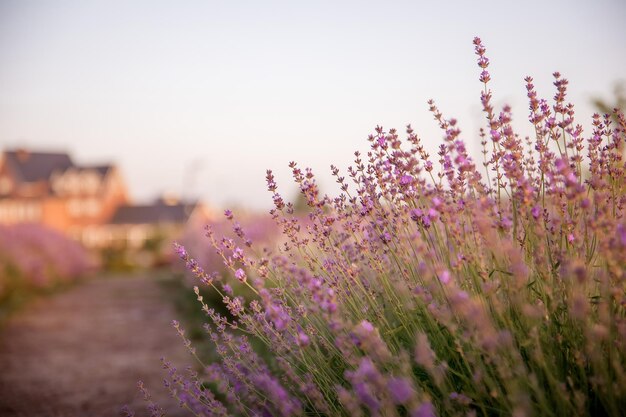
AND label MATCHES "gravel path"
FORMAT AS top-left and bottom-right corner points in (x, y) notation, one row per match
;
(0, 273), (195, 417)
